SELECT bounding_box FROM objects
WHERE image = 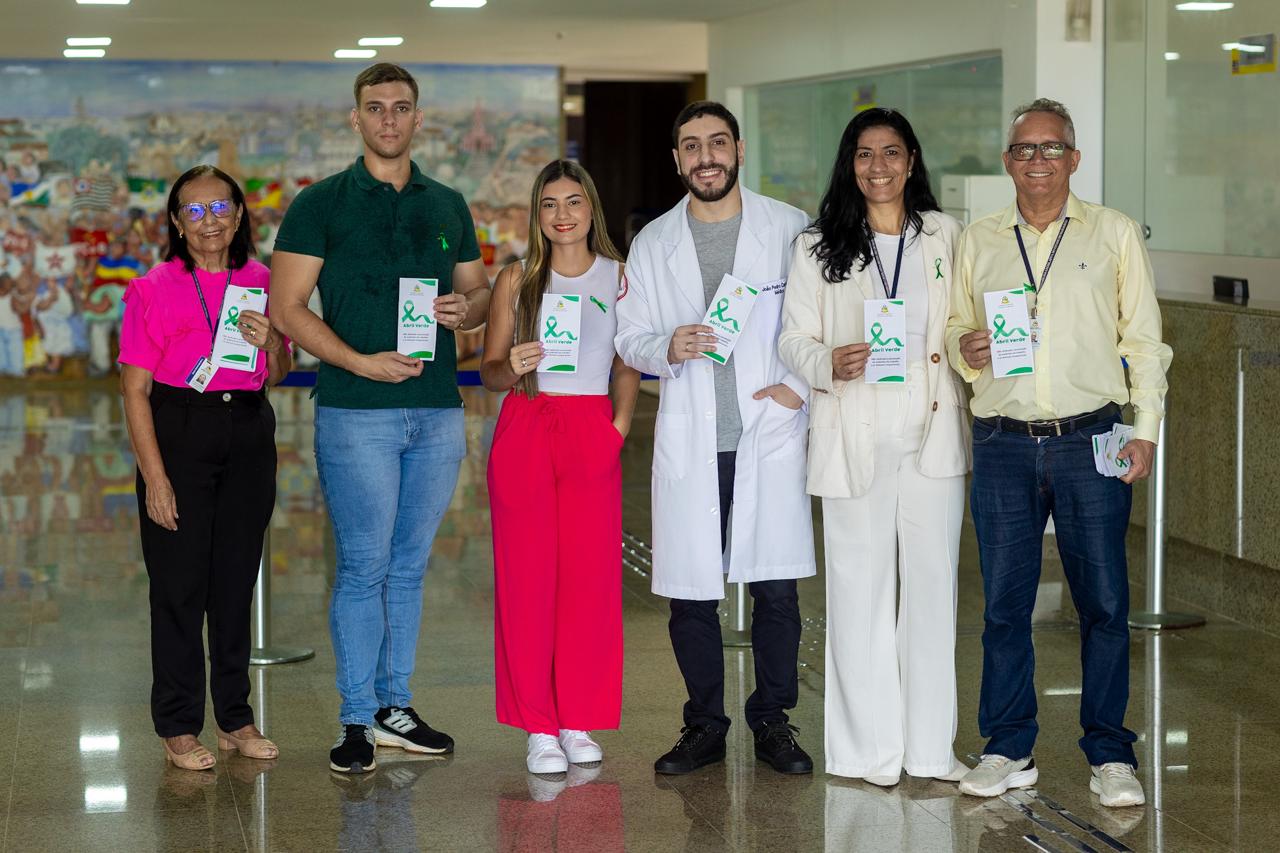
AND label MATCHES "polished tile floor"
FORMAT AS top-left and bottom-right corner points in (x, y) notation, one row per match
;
(0, 382), (1273, 852)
